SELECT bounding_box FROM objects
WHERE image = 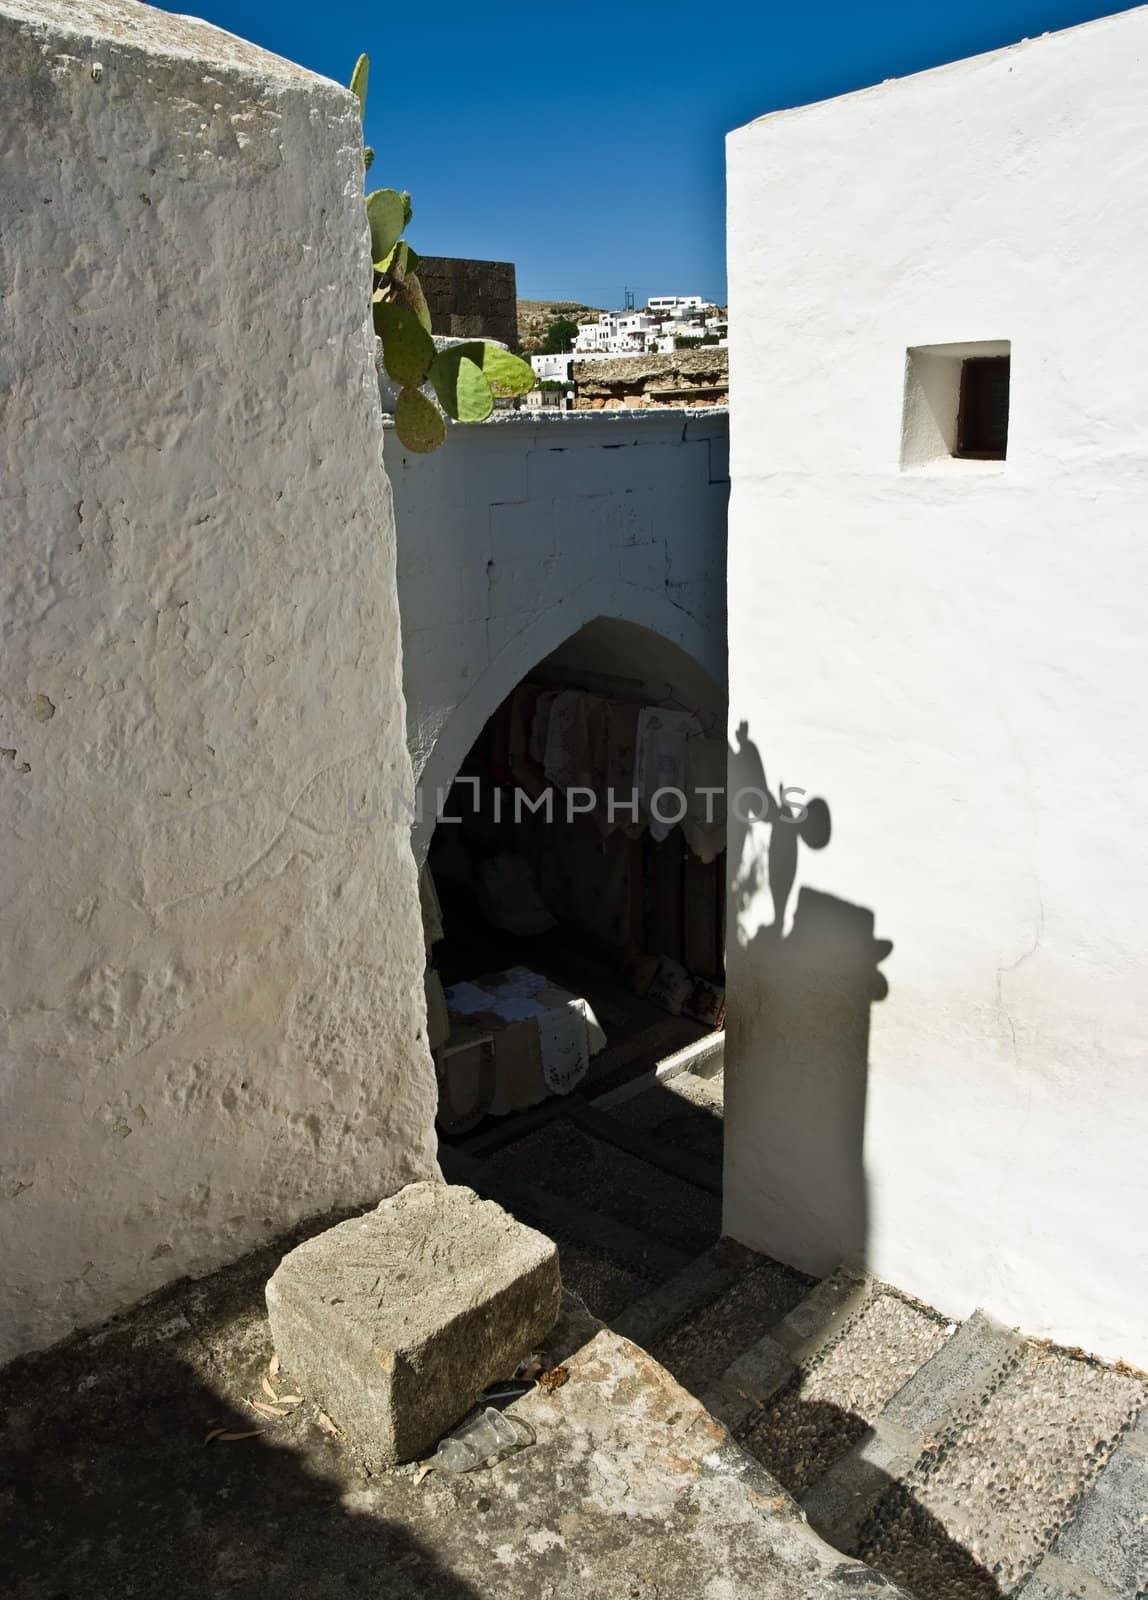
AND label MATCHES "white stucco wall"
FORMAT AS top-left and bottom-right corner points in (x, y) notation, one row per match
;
(386, 411), (729, 856)
(725, 8), (1148, 1366)
(0, 0), (439, 1362)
